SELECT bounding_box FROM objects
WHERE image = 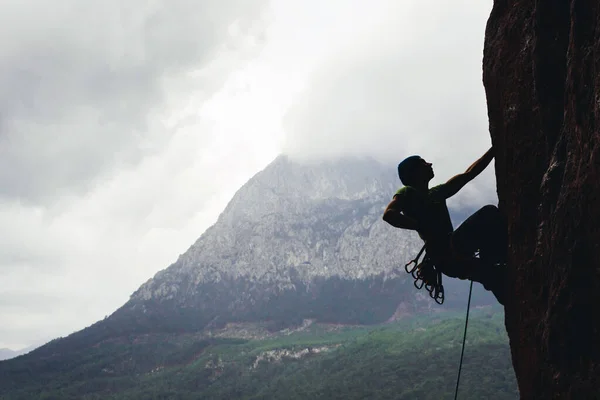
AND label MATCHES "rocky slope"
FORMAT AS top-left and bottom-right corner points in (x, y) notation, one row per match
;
(0, 349), (18, 362)
(116, 155), (487, 333)
(134, 156), (419, 298)
(483, 1), (600, 398)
